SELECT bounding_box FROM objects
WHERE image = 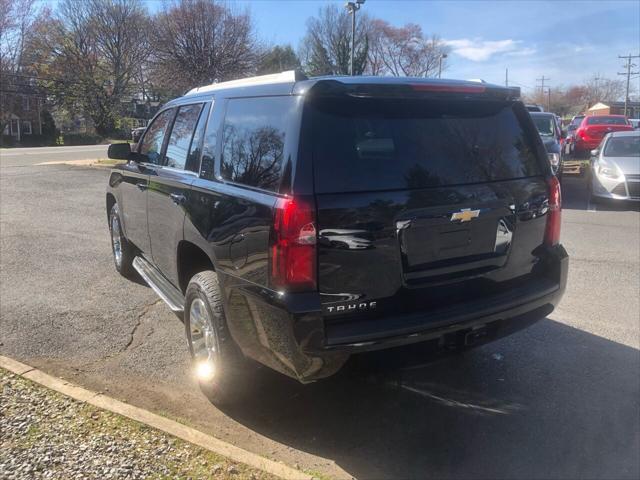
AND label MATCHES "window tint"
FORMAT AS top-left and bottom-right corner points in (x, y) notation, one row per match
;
(220, 97), (293, 191)
(587, 116), (628, 126)
(185, 102), (210, 173)
(310, 98), (542, 193)
(200, 104), (218, 181)
(139, 109), (175, 164)
(165, 104), (203, 170)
